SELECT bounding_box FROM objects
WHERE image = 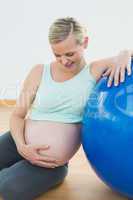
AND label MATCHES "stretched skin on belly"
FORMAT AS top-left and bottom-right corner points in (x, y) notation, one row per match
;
(24, 119), (81, 163)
